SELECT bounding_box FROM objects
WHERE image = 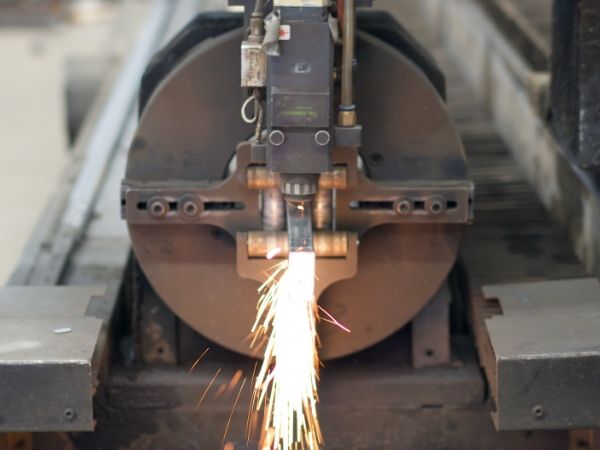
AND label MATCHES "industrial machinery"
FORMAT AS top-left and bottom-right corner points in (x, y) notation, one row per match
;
(121, 0), (473, 361)
(4, 1), (600, 449)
